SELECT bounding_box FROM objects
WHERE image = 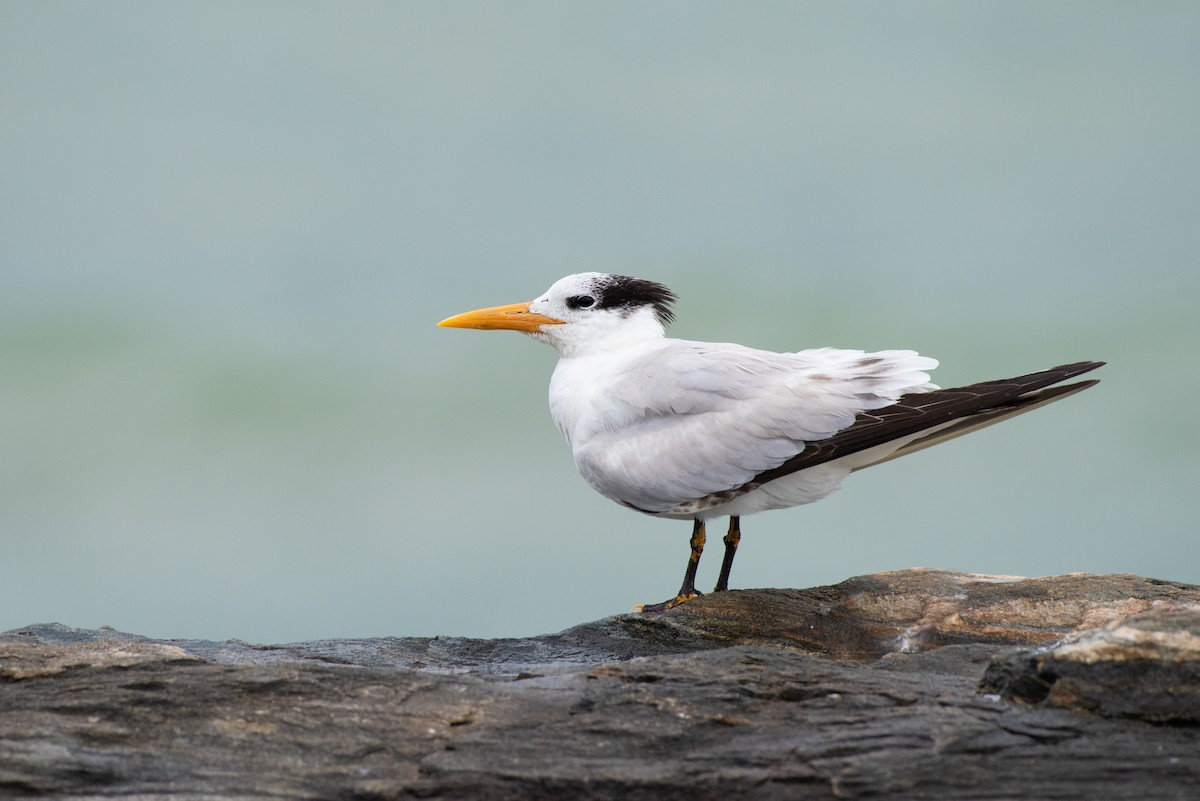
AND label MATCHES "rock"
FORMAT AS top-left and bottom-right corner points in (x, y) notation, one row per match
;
(981, 603), (1200, 722)
(1, 569), (1198, 799)
(0, 637), (202, 680)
